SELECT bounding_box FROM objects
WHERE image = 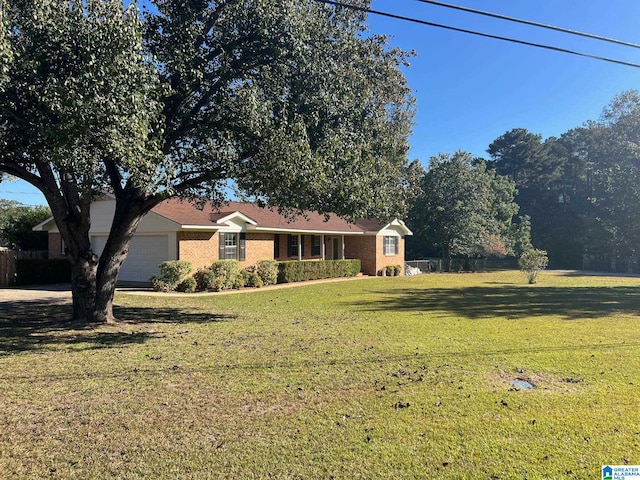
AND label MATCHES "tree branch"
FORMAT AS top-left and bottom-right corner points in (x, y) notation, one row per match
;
(0, 162), (46, 191)
(162, 40), (281, 150)
(103, 158), (124, 195)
